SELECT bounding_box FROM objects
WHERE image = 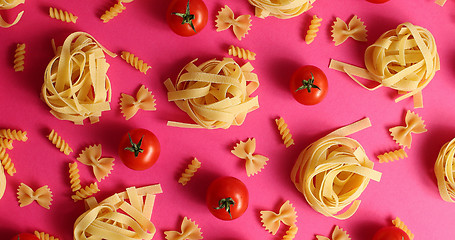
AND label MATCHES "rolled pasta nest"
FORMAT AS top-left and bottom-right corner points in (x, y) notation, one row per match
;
(434, 138), (455, 202)
(248, 0), (316, 19)
(41, 32), (117, 125)
(165, 58), (259, 129)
